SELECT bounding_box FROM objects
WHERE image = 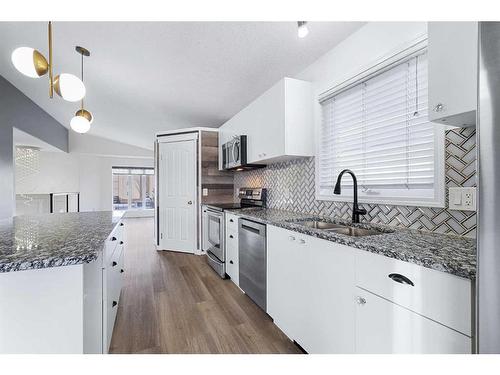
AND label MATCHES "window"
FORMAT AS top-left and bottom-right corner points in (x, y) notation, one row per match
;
(317, 50), (445, 207)
(112, 167), (155, 211)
